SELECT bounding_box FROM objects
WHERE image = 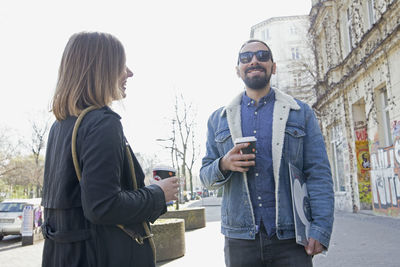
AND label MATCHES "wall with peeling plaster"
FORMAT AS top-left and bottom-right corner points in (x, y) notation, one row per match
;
(310, 0), (400, 216)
